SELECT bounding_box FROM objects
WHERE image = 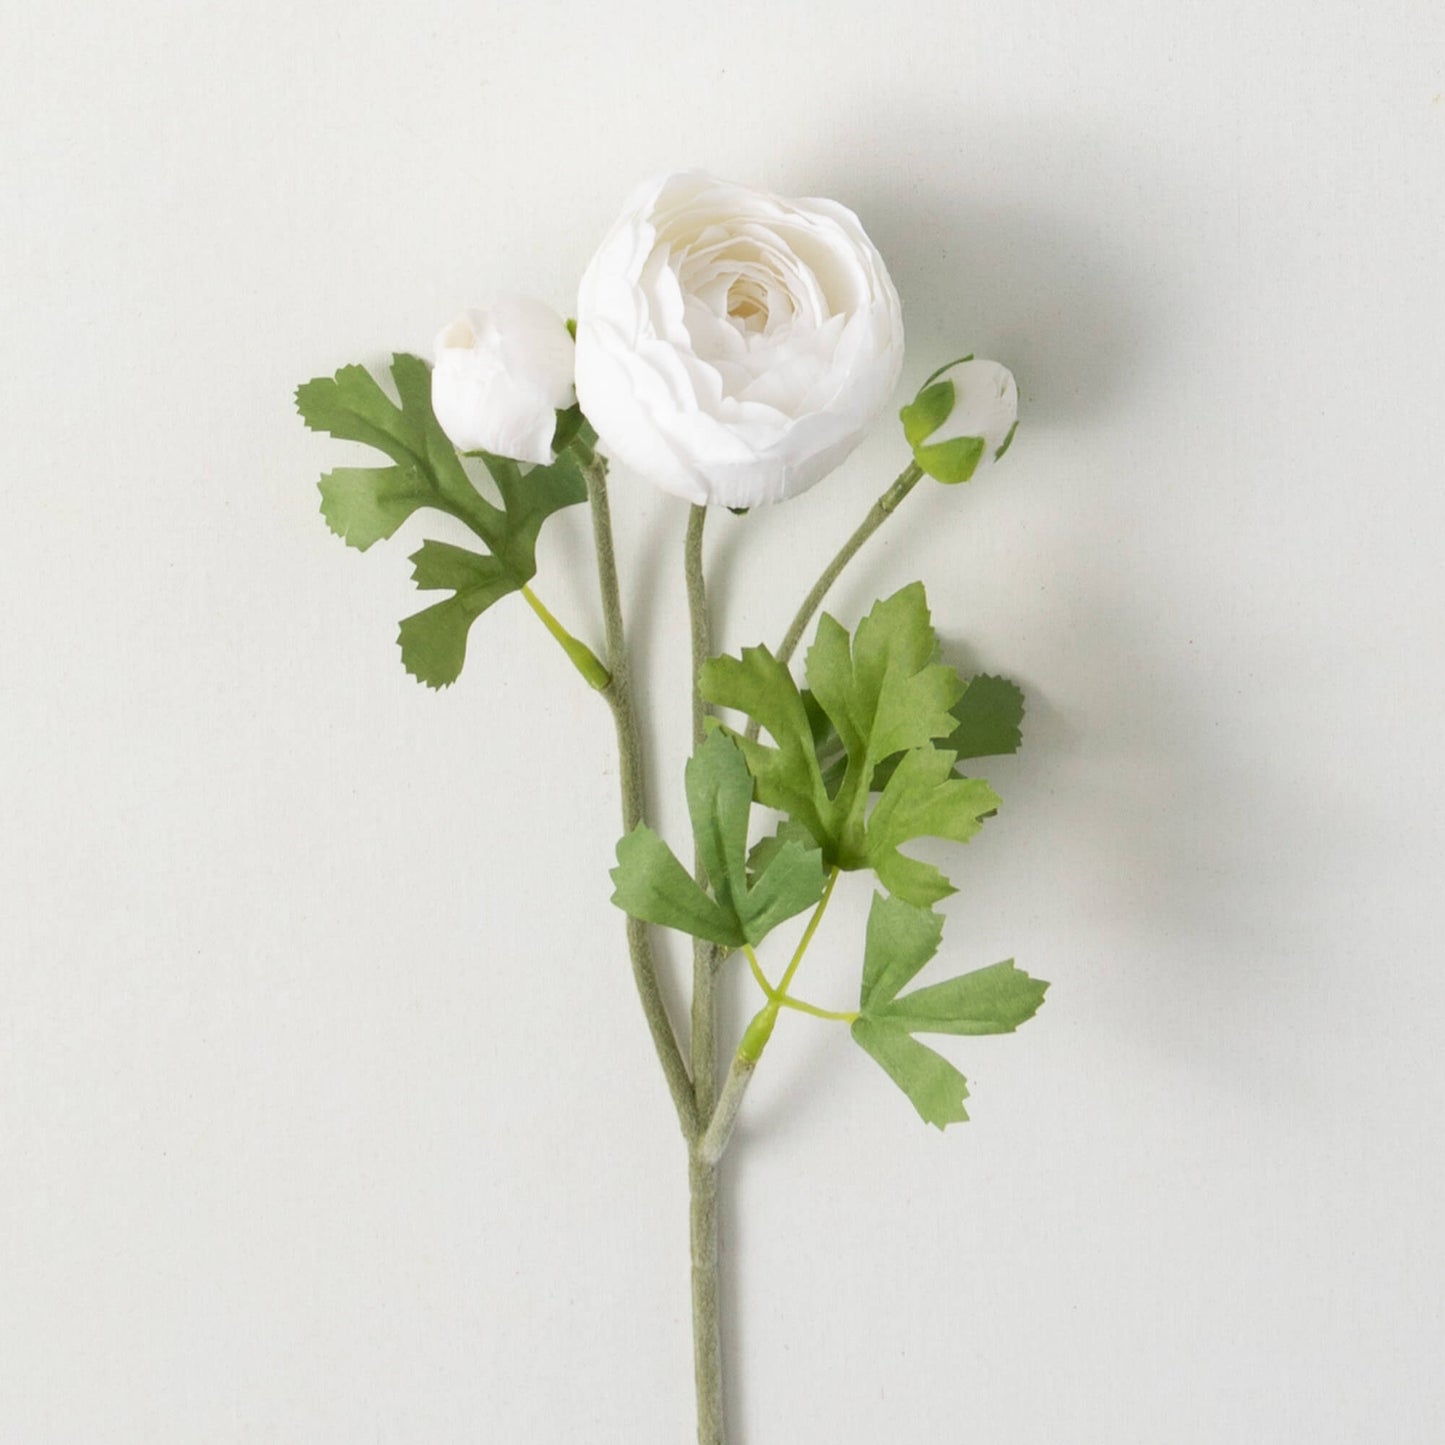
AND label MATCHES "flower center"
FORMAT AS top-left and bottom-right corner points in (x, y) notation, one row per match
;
(726, 275), (769, 333)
